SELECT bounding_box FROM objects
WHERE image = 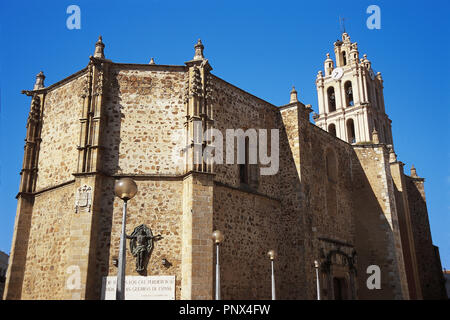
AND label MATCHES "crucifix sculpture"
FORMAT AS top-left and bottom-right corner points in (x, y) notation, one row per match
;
(126, 224), (162, 274)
